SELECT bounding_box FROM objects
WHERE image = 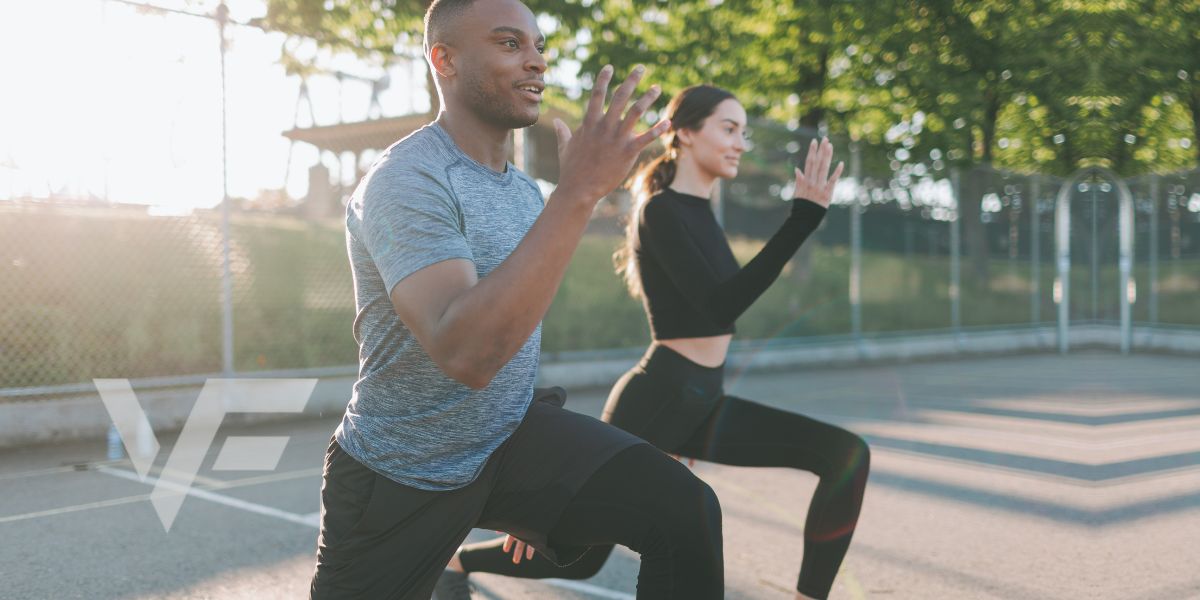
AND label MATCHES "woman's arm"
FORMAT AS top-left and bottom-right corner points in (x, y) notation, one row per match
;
(641, 198), (827, 328)
(642, 137), (843, 328)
